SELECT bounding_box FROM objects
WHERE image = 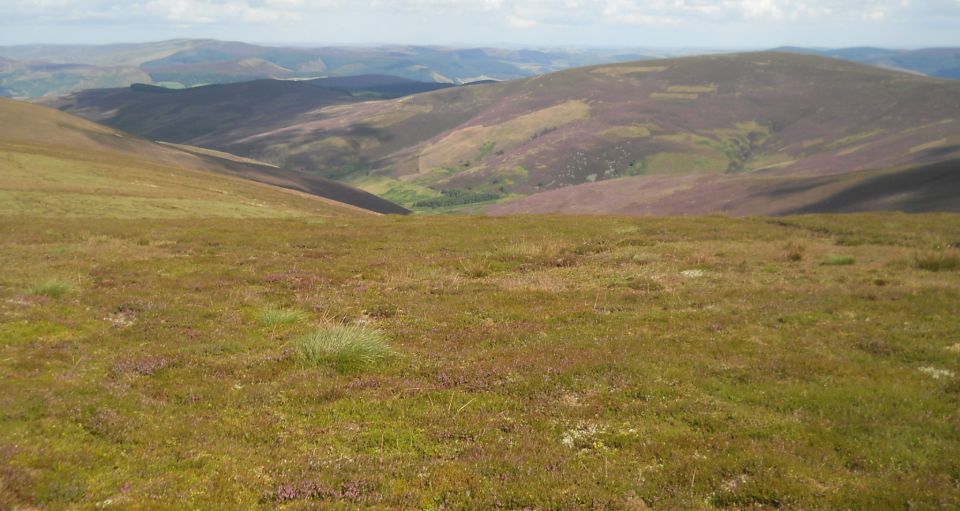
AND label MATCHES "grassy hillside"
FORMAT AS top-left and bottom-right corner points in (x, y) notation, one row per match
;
(3, 57), (960, 509)
(2, 206), (960, 507)
(56, 52), (960, 213)
(0, 98), (405, 217)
